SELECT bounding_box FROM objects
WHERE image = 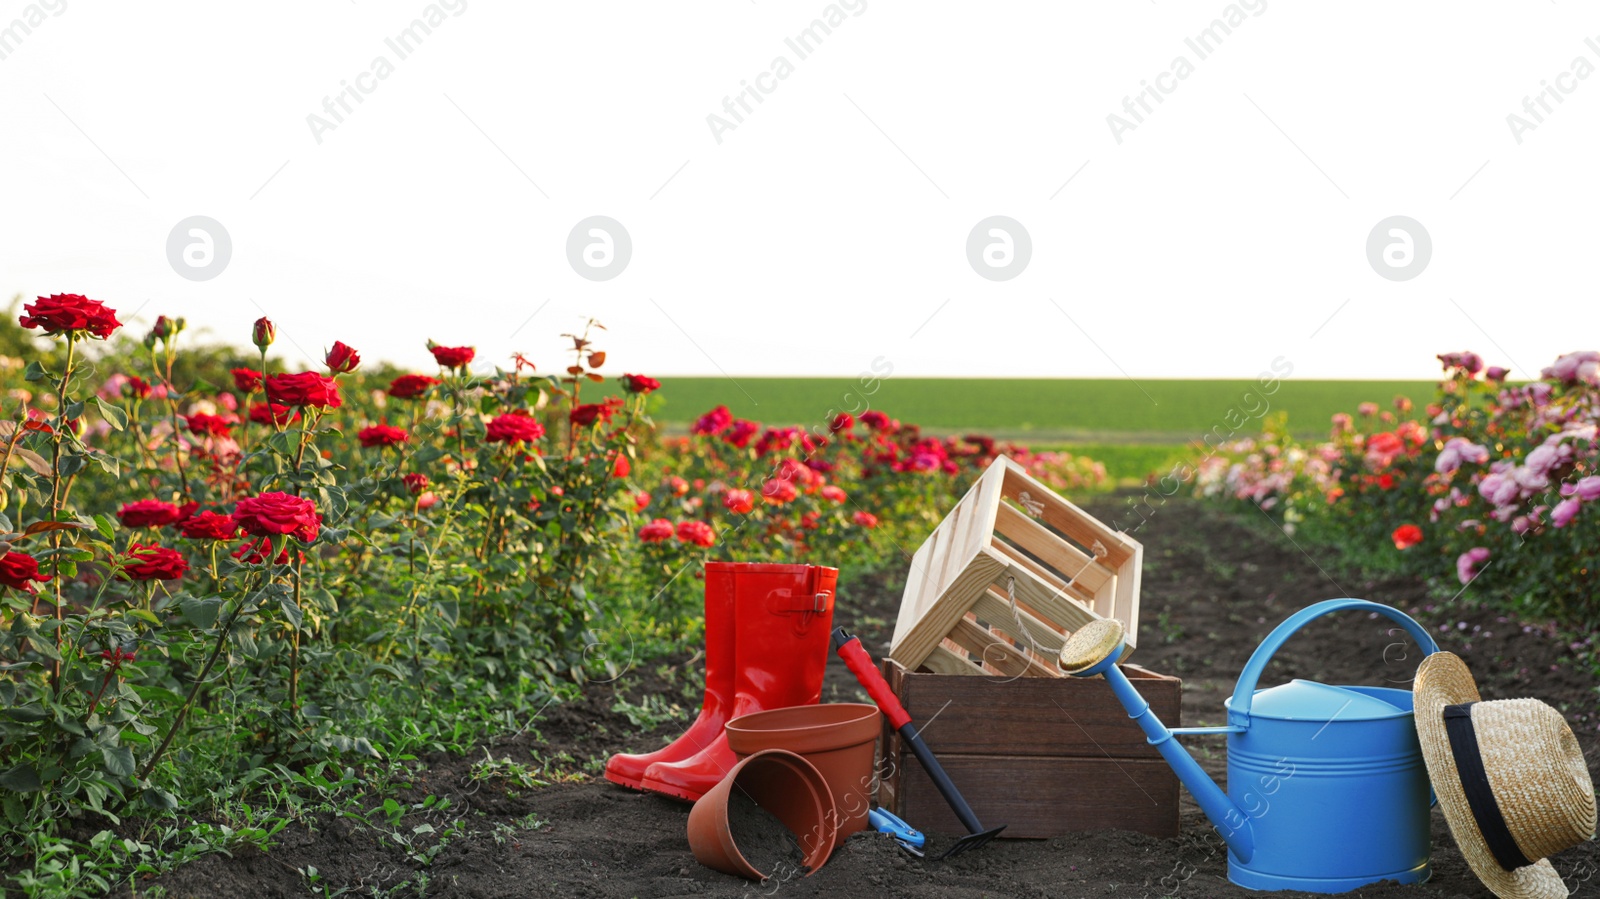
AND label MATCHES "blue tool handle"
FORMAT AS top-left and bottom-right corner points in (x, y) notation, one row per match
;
(869, 808), (925, 847)
(1229, 599), (1439, 726)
